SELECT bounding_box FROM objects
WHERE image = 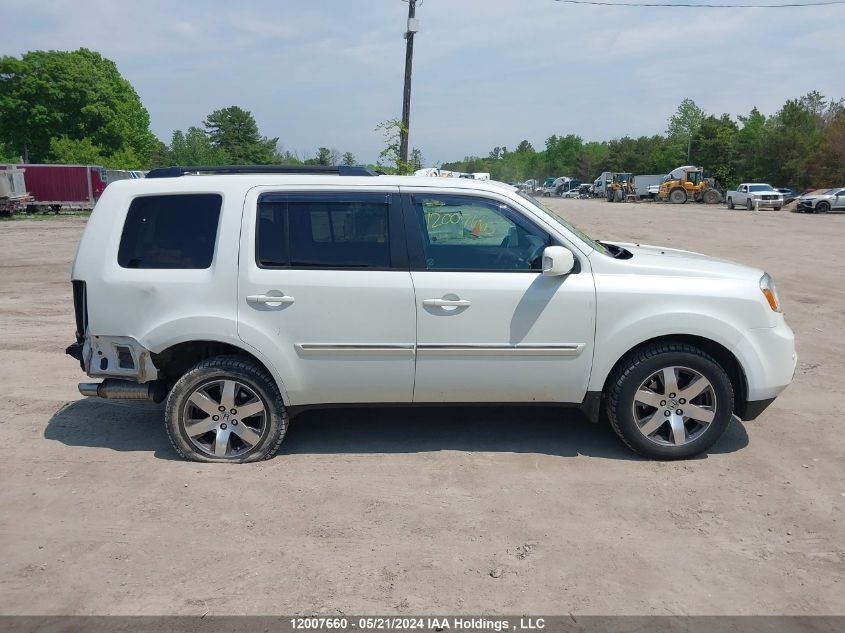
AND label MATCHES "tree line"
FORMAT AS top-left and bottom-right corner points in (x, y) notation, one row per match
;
(1, 49), (842, 188)
(443, 94), (844, 189)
